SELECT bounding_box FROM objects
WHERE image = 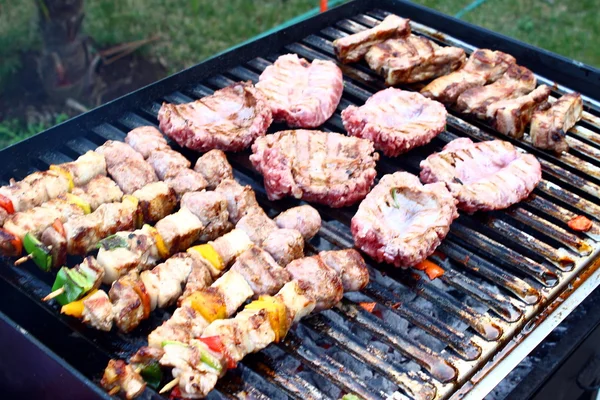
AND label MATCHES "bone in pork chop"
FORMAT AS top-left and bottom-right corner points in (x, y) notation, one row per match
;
(250, 130), (379, 208)
(456, 64), (536, 118)
(333, 14), (411, 64)
(486, 85), (551, 139)
(255, 54), (343, 128)
(351, 172), (458, 268)
(158, 81), (272, 152)
(342, 88), (447, 156)
(531, 92), (583, 153)
(421, 49), (516, 104)
(420, 138), (541, 213)
(365, 35), (466, 85)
